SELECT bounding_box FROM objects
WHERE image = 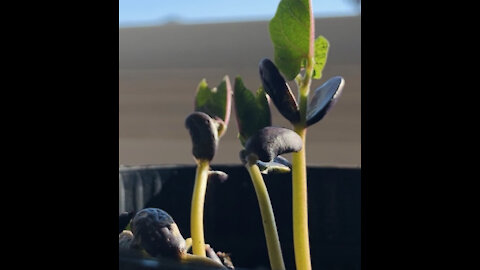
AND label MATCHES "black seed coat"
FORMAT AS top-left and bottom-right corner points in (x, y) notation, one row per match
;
(245, 127), (302, 162)
(259, 58), (300, 124)
(185, 112), (218, 161)
(131, 208), (186, 259)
